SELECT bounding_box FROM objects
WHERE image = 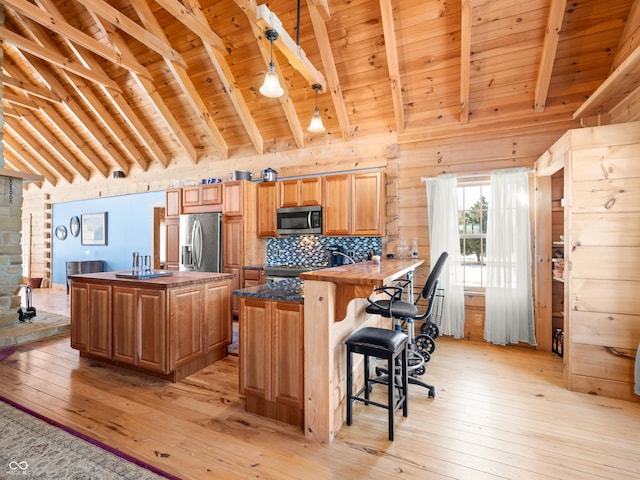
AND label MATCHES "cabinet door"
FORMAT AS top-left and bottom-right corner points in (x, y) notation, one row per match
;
(165, 218), (180, 271)
(258, 182), (278, 237)
(352, 171), (385, 236)
(204, 280), (233, 351)
(201, 184), (222, 205)
(279, 180), (300, 207)
(323, 174), (351, 235)
(88, 284), (112, 358)
(299, 177), (322, 206)
(169, 286), (204, 370)
(223, 181), (243, 215)
(239, 298), (271, 399)
(182, 186), (201, 208)
(272, 302), (304, 407)
(166, 188), (182, 218)
(70, 281), (89, 351)
(113, 286), (137, 364)
(223, 215), (243, 267)
(138, 288), (167, 372)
